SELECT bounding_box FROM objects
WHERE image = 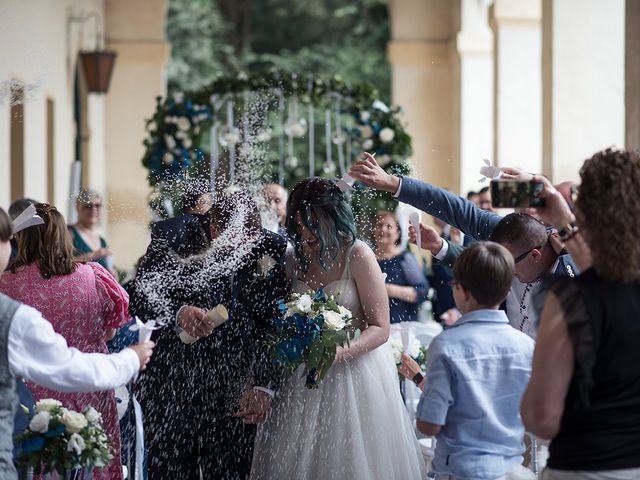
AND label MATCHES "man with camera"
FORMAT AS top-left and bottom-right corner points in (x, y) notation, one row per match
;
(349, 153), (578, 339)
